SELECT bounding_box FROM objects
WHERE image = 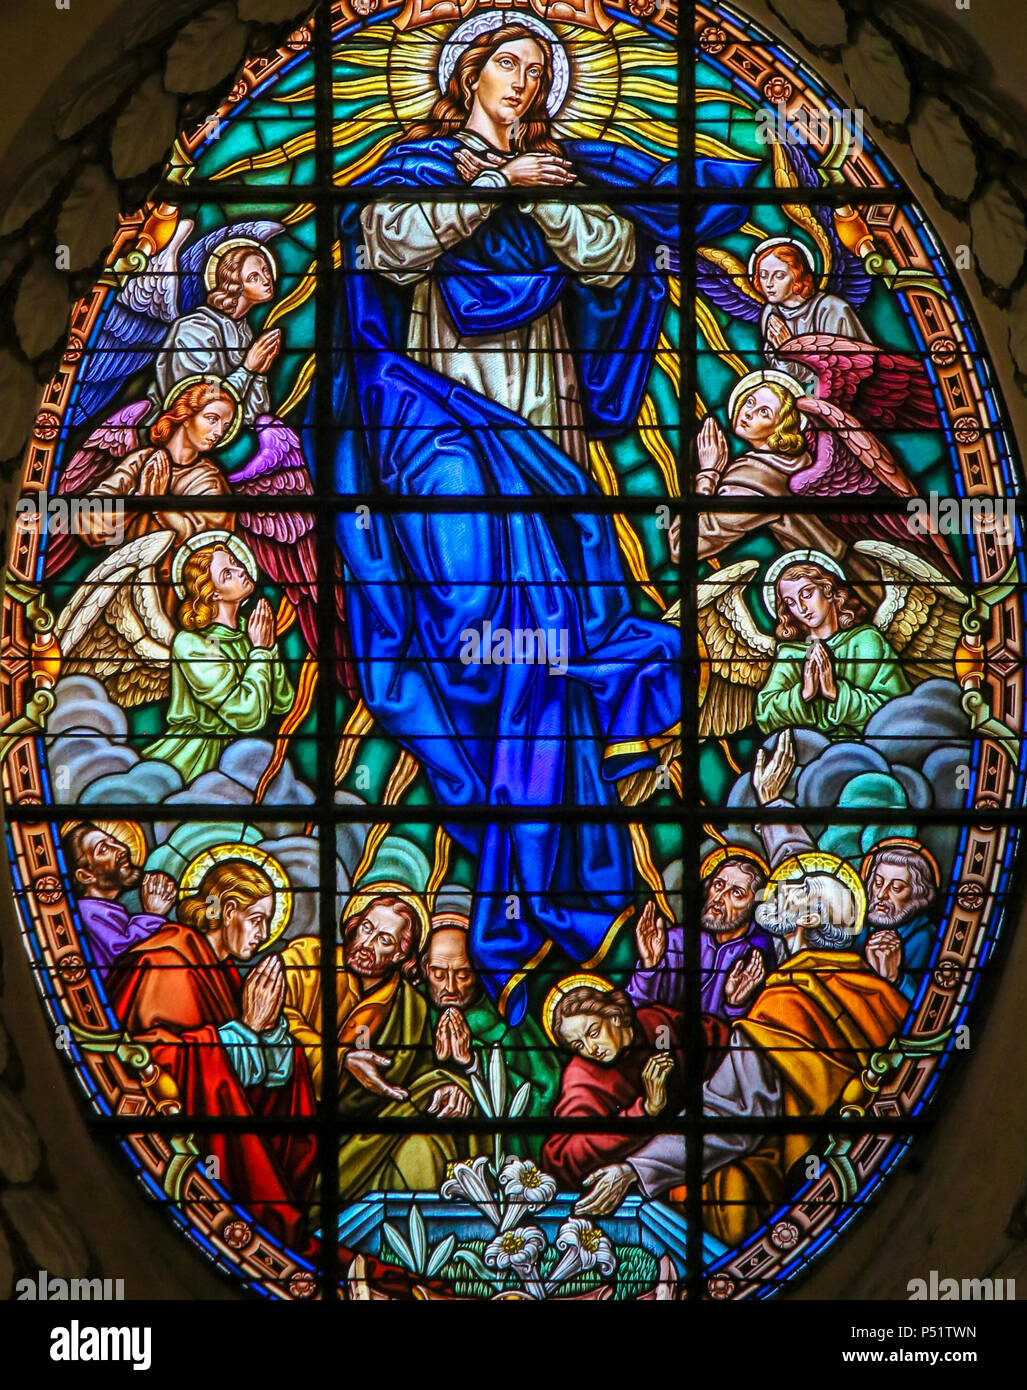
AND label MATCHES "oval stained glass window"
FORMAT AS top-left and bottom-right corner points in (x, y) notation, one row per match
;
(1, 0), (1022, 1301)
